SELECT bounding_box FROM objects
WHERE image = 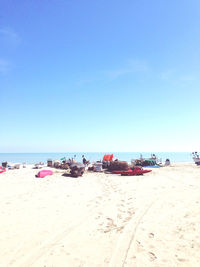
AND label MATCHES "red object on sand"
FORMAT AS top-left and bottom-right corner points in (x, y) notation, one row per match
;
(36, 170), (53, 178)
(103, 154), (114, 161)
(0, 169), (6, 174)
(112, 167), (152, 176)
